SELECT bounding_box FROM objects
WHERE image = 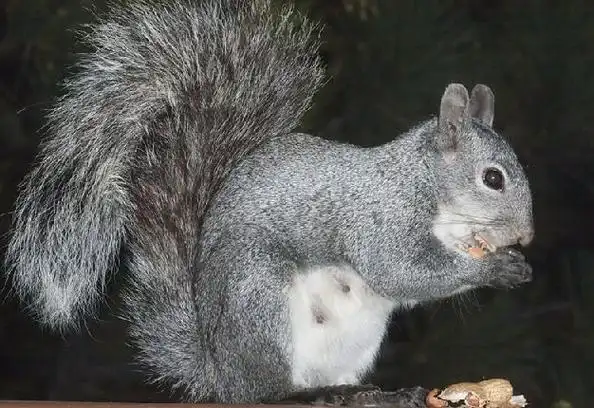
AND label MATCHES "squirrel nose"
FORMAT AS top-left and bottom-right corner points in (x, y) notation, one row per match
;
(518, 226), (534, 247)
